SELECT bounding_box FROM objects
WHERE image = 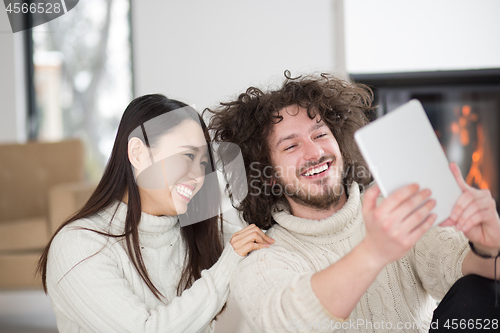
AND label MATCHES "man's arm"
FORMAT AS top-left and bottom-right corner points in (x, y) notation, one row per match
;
(230, 246), (341, 333)
(440, 163), (500, 279)
(311, 183), (436, 320)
